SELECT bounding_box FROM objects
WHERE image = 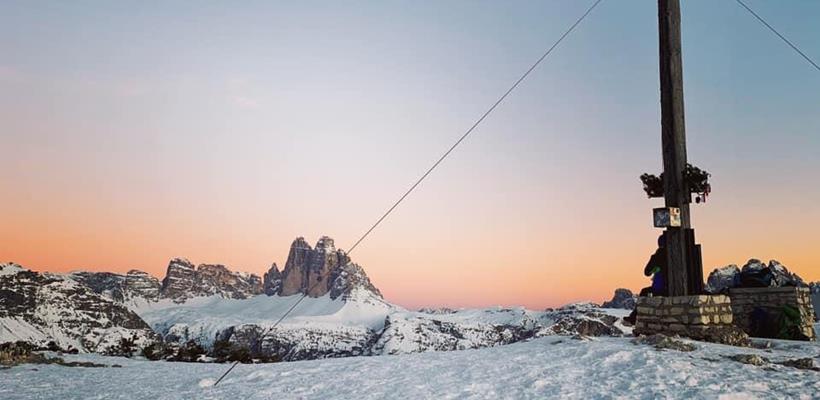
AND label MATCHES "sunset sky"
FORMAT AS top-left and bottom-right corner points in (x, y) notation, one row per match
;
(1, 1), (819, 309)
